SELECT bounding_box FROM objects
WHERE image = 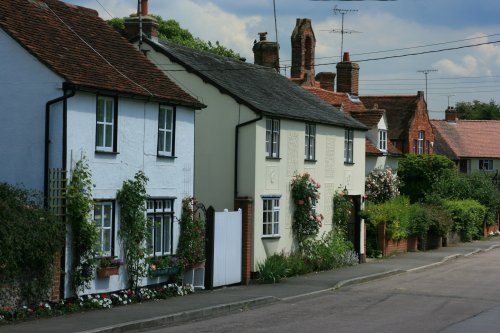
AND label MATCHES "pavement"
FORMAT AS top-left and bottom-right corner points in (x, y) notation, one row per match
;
(3, 237), (500, 333)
